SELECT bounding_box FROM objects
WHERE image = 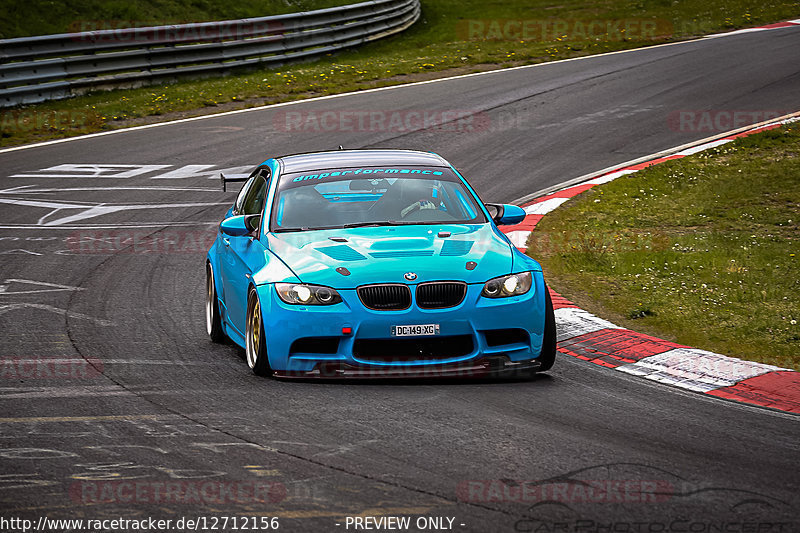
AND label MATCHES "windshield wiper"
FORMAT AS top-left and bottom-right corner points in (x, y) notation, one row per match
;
(273, 226), (332, 233)
(339, 222), (384, 229)
(275, 221), (421, 232)
(339, 220), (410, 228)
